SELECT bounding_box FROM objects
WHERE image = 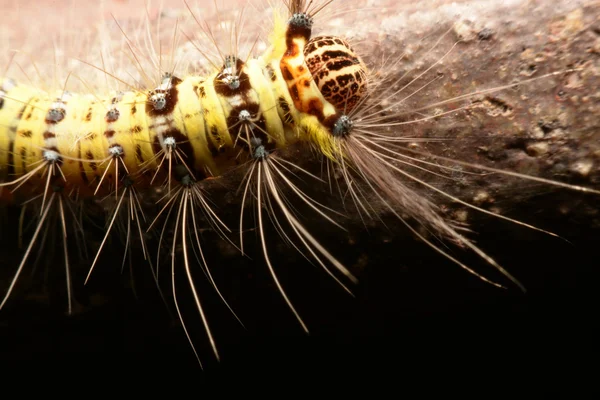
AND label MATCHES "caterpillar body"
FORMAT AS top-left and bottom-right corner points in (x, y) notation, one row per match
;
(1, 0), (599, 372)
(0, 28), (363, 198)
